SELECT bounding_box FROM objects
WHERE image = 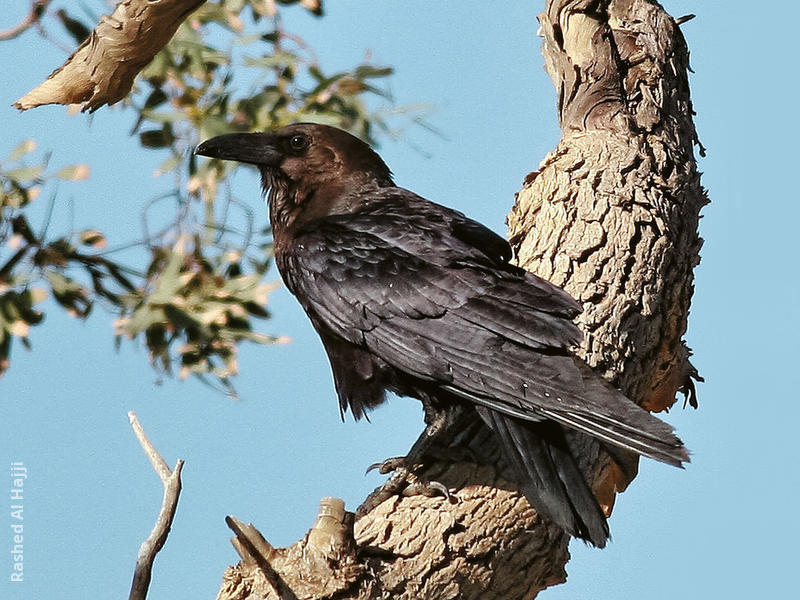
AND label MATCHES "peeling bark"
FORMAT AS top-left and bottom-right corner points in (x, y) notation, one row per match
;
(216, 1), (706, 598)
(13, 0), (206, 112)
